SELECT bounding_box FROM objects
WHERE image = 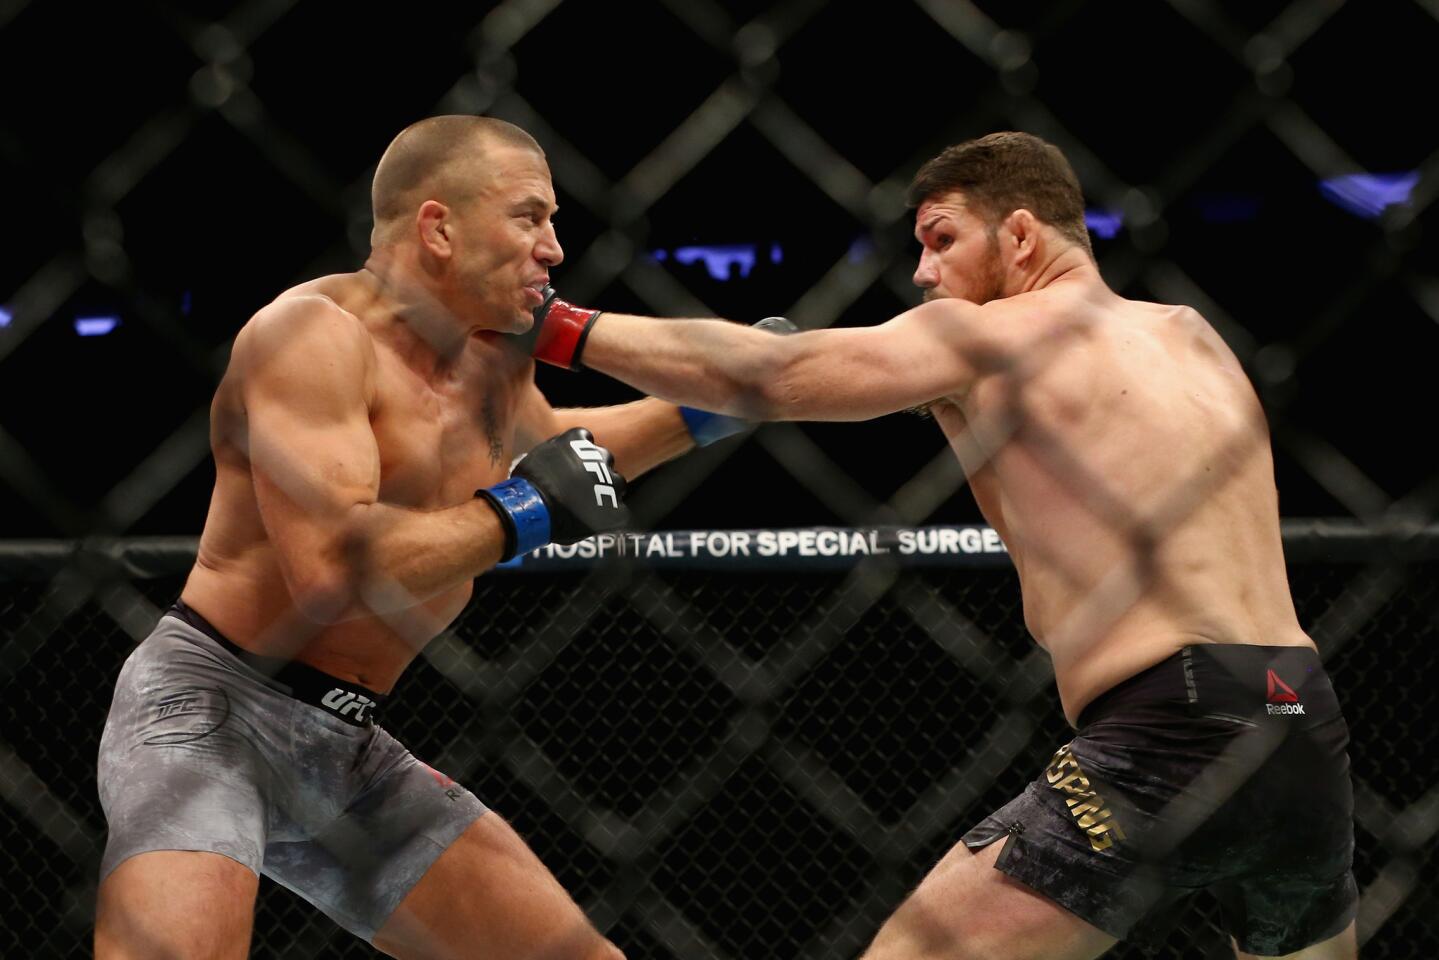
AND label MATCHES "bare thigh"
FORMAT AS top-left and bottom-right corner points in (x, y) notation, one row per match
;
(860, 838), (1118, 960)
(94, 850), (259, 960)
(372, 812), (622, 960)
(1235, 920), (1356, 960)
